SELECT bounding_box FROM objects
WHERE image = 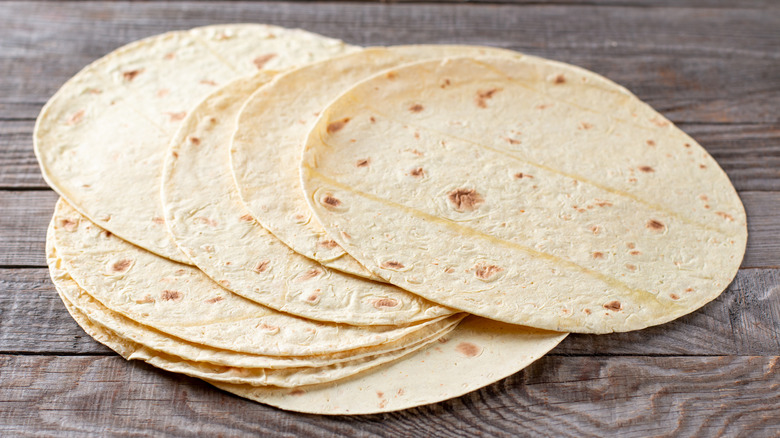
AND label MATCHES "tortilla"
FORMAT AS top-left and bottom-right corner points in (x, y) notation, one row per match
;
(161, 73), (452, 326)
(35, 24), (357, 263)
(300, 56), (747, 334)
(230, 46), (524, 274)
(51, 198), (457, 356)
